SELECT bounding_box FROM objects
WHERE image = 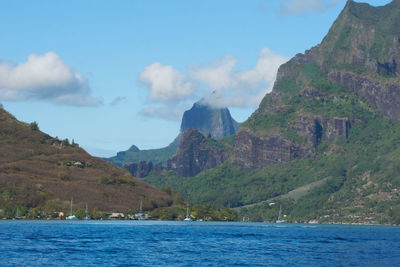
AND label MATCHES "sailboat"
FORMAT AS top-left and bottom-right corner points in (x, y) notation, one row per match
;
(276, 205), (285, 223)
(135, 200), (148, 220)
(15, 207), (22, 220)
(84, 203), (91, 220)
(66, 198), (78, 220)
(184, 206), (192, 221)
